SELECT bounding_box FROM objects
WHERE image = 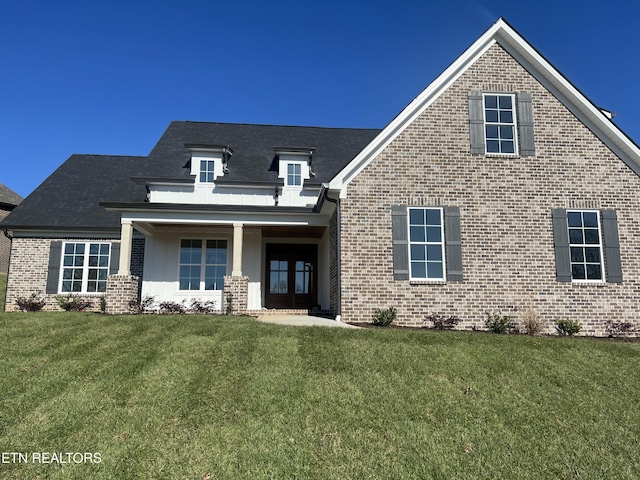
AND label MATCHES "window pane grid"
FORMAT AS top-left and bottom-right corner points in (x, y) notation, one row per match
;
(295, 261), (313, 294)
(270, 260), (288, 294)
(61, 242), (110, 293)
(287, 163), (302, 186)
(567, 211), (603, 281)
(484, 94), (516, 154)
(179, 239), (227, 291)
(200, 160), (215, 183)
(408, 208), (445, 280)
